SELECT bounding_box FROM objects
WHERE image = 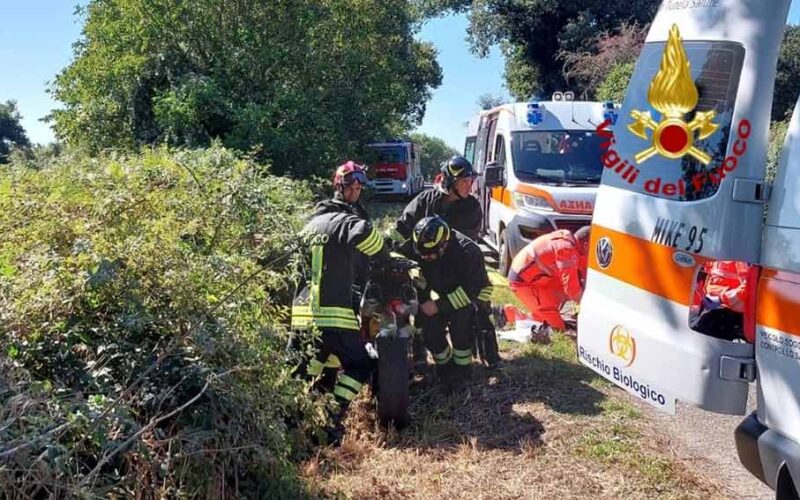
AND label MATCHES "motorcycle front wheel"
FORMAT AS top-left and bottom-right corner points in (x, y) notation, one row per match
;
(375, 334), (411, 428)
